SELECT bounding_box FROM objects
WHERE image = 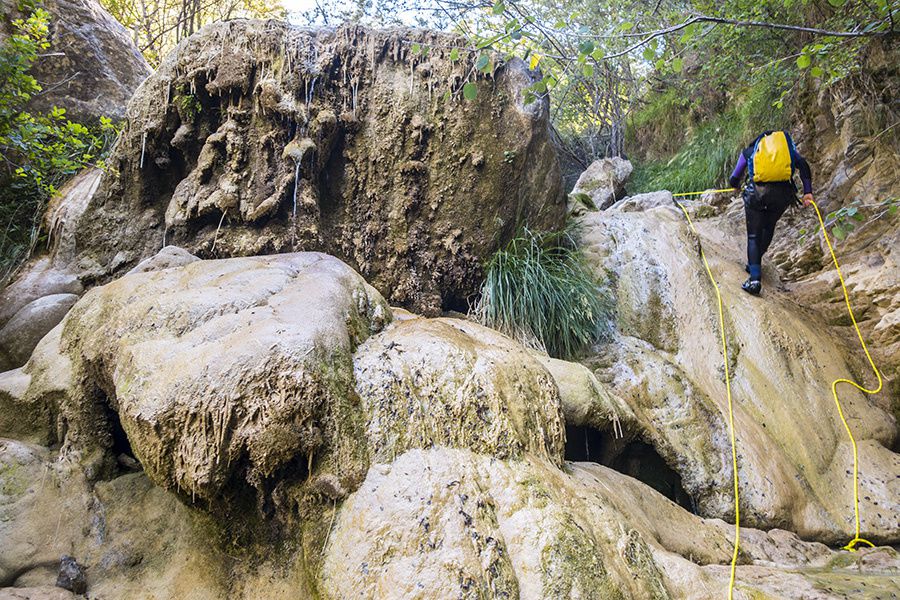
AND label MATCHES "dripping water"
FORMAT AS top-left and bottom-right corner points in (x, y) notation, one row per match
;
(292, 158), (301, 221)
(306, 76), (318, 118)
(291, 157), (302, 249)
